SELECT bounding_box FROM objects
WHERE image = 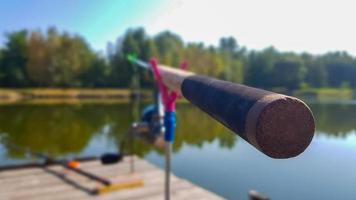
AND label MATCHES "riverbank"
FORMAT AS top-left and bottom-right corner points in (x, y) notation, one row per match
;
(0, 88), (133, 98)
(0, 88), (152, 104)
(0, 88), (354, 105)
(293, 88), (354, 101)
